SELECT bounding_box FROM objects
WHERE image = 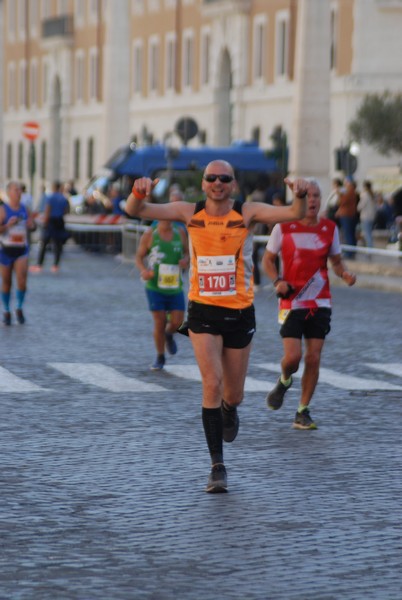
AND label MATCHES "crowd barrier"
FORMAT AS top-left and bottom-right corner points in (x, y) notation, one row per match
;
(62, 216), (402, 263)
